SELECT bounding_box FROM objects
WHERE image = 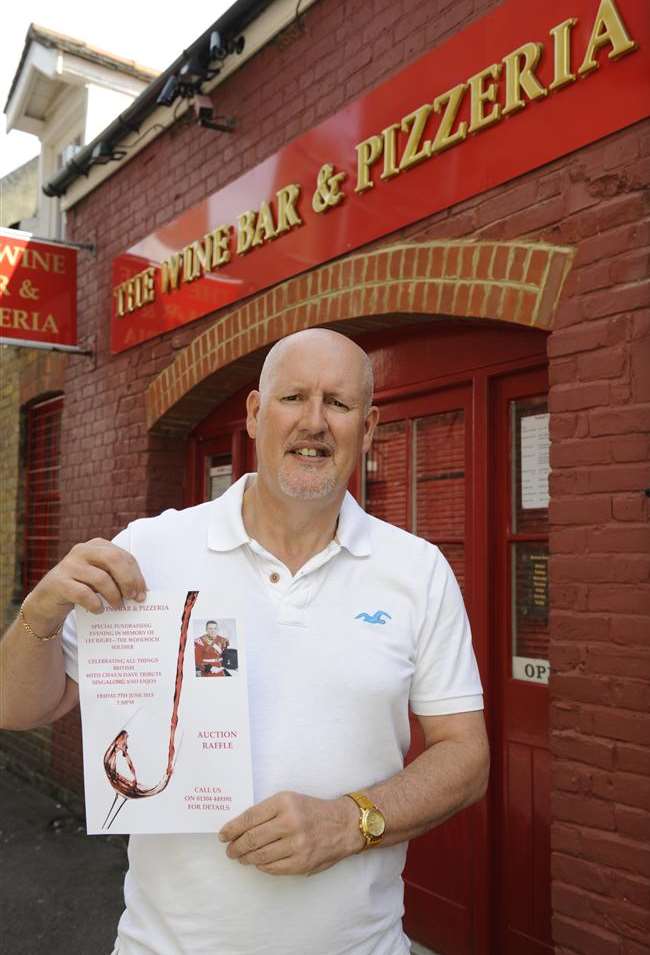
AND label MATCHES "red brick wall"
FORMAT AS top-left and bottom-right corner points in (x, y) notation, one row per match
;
(543, 124), (650, 952)
(4, 0), (647, 950)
